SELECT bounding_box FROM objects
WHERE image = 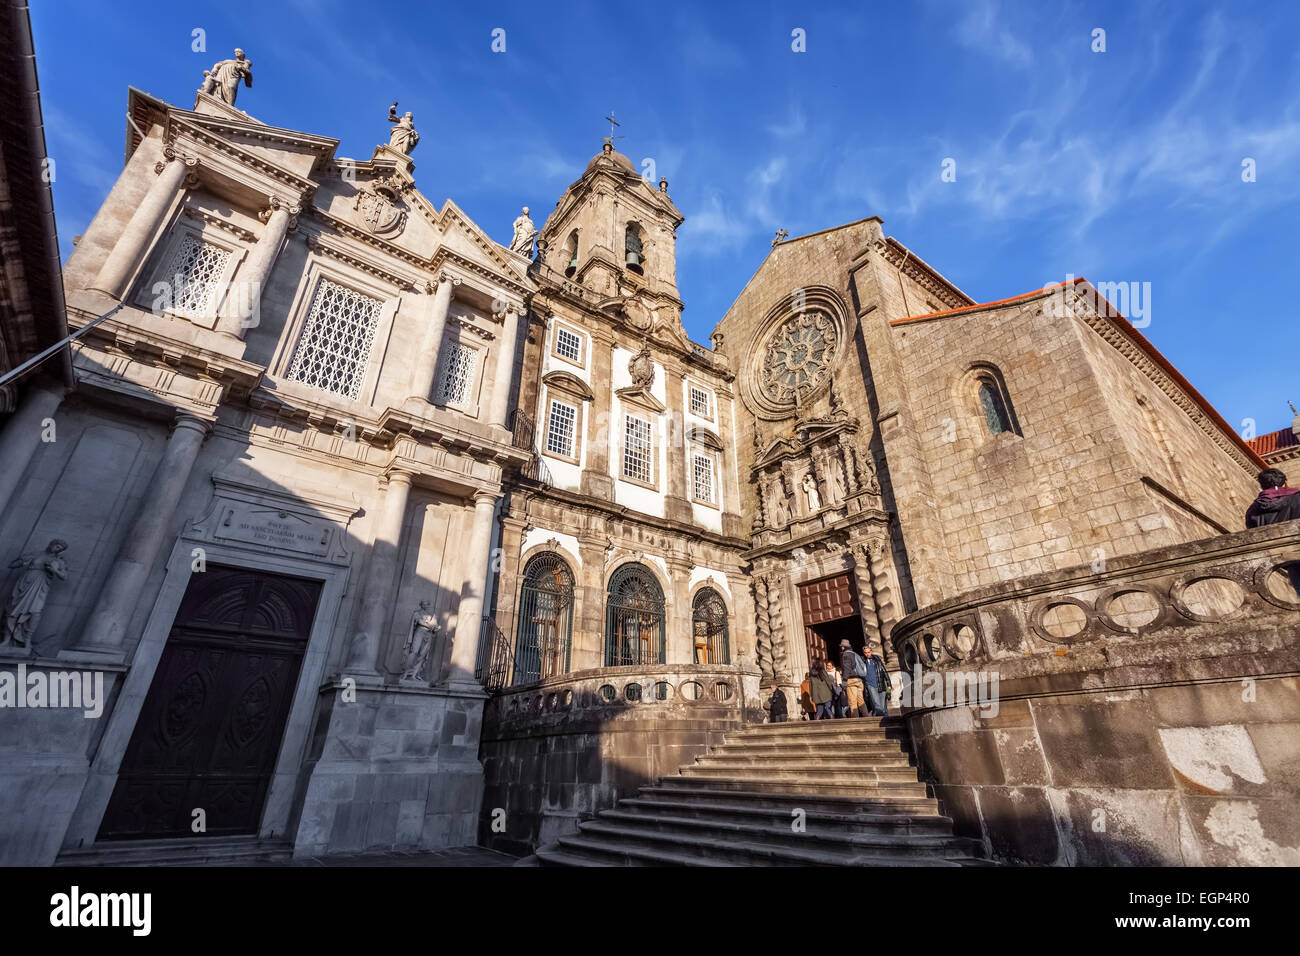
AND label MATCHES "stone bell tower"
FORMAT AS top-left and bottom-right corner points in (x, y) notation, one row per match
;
(538, 140), (685, 328)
